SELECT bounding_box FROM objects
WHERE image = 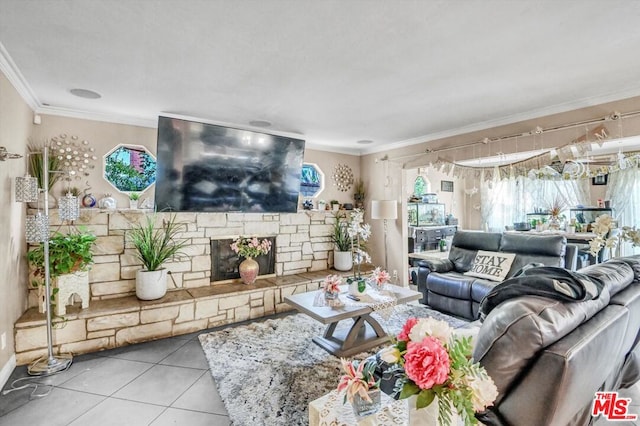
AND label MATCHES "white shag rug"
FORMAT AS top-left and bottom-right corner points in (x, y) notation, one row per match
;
(198, 304), (470, 426)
